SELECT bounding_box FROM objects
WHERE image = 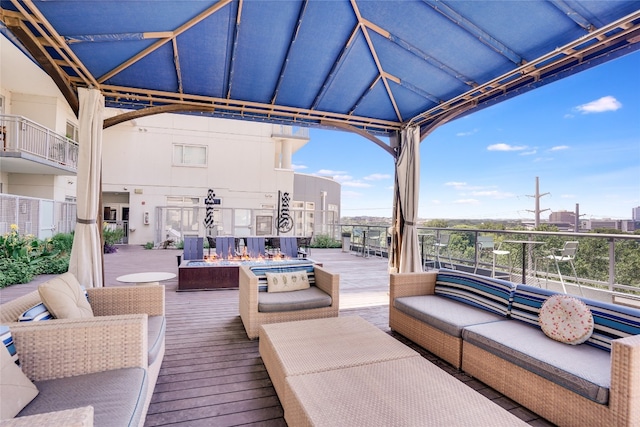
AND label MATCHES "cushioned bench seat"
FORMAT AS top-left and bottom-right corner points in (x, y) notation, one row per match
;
(258, 286), (332, 313)
(463, 320), (611, 404)
(17, 367), (148, 427)
(394, 295), (507, 337)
